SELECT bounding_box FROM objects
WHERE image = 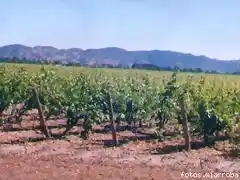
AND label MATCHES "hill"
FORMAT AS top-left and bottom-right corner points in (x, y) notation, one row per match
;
(1, 44), (240, 73)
